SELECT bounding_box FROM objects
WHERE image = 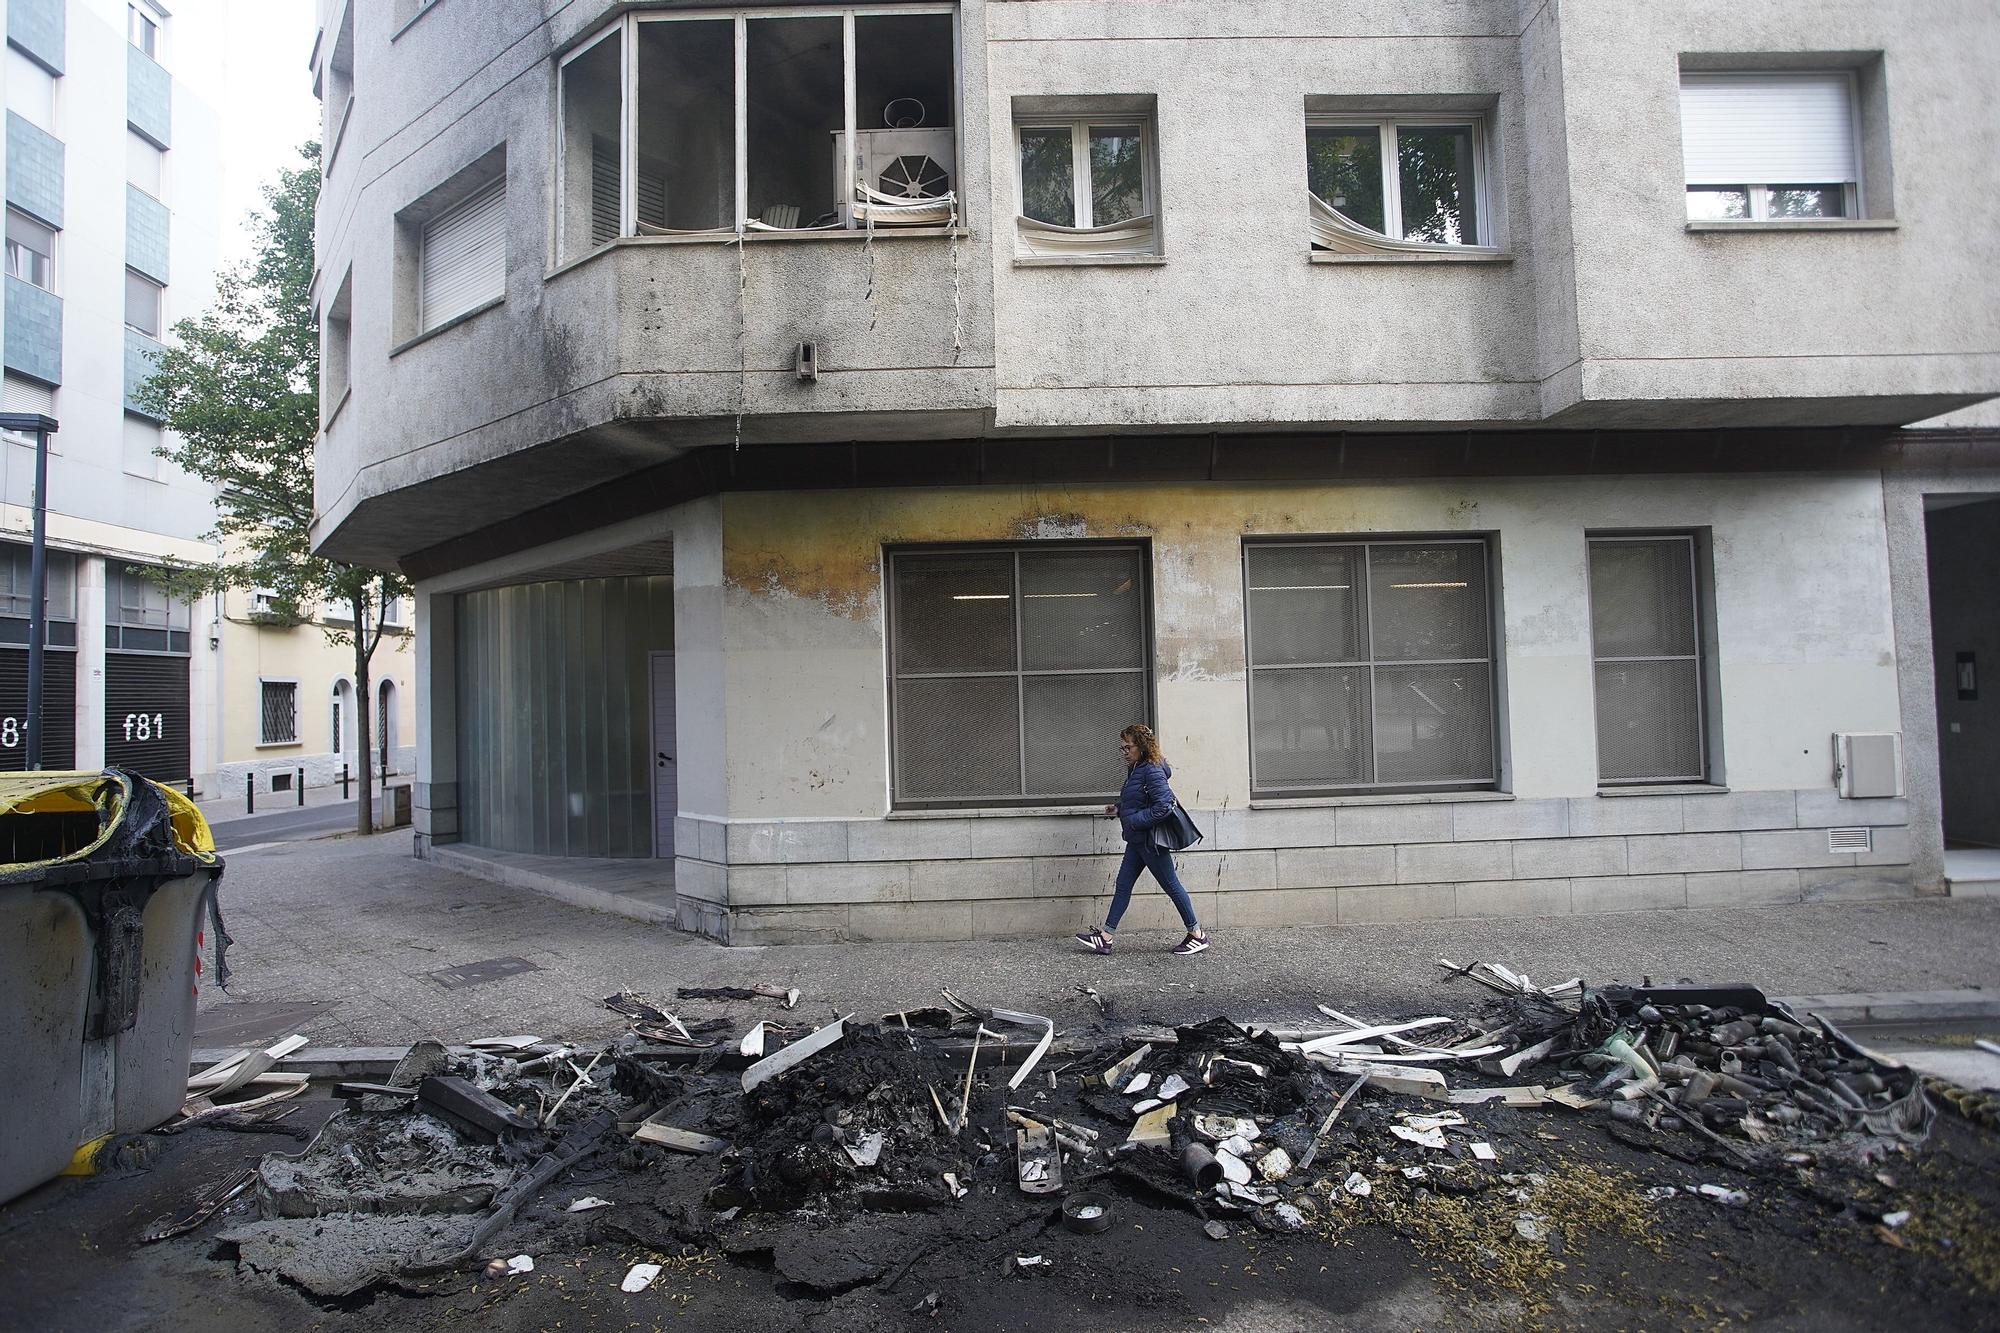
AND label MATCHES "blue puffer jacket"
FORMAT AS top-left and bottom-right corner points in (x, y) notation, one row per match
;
(1116, 761), (1177, 844)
